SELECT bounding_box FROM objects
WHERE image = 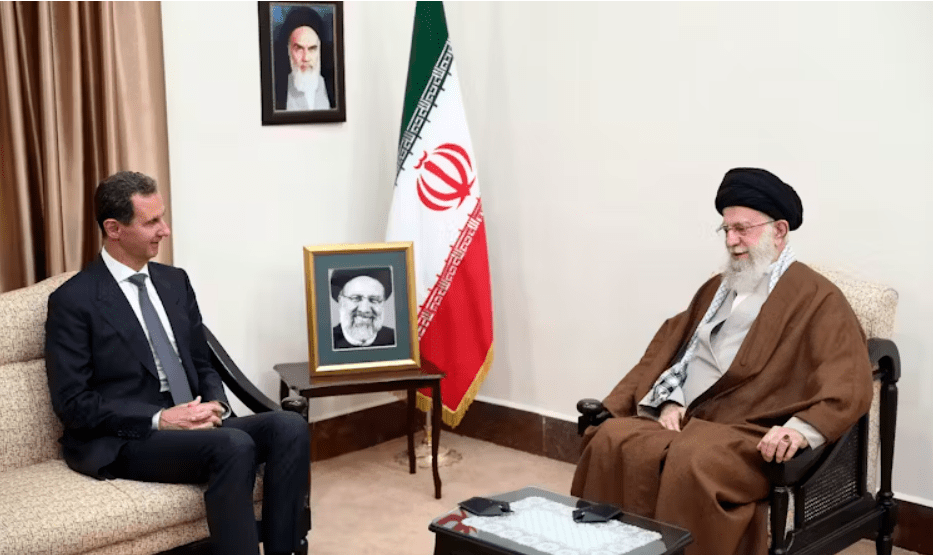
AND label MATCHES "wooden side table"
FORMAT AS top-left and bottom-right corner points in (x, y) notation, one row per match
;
(273, 363), (443, 499)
